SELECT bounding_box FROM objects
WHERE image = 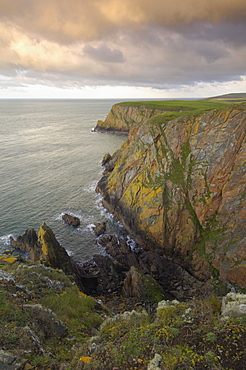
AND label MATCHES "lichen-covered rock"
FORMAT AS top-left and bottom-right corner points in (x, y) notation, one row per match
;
(96, 103), (246, 288)
(147, 353), (162, 370)
(221, 293), (246, 319)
